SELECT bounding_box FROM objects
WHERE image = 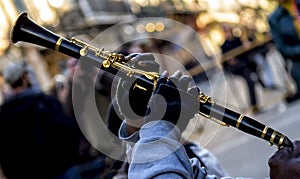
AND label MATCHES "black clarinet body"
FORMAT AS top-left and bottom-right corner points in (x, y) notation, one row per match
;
(10, 12), (292, 148)
(200, 101), (292, 147)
